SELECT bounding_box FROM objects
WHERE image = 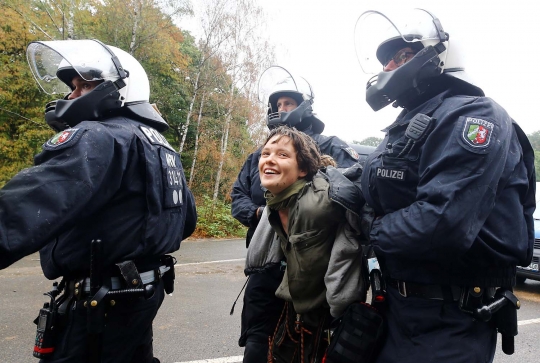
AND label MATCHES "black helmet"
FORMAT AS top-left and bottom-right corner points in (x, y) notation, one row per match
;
(355, 9), (483, 111)
(258, 66), (325, 133)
